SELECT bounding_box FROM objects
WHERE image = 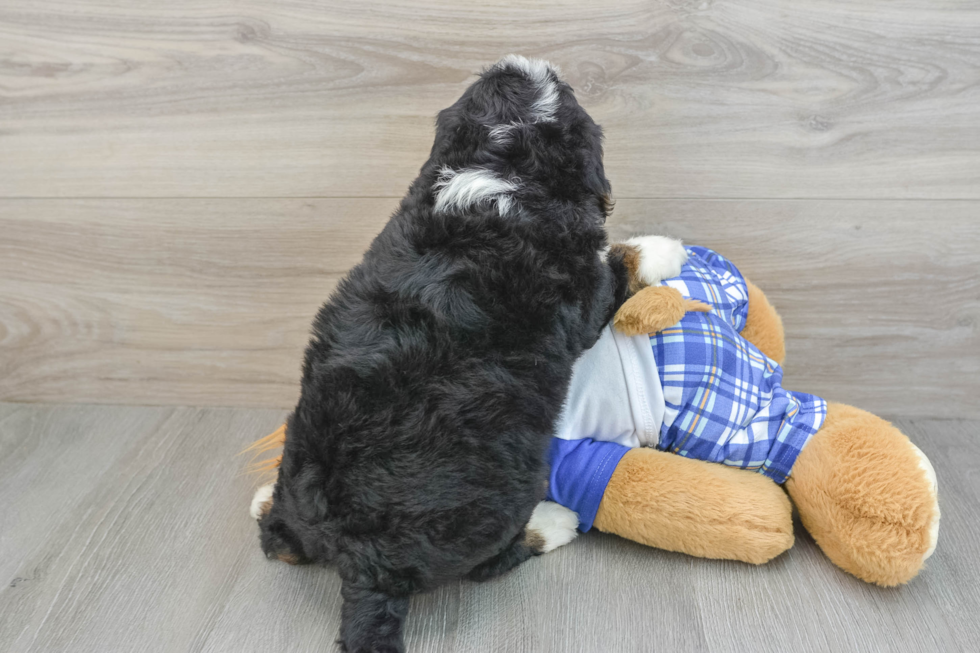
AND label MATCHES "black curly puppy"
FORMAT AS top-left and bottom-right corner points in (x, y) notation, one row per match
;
(253, 56), (632, 653)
